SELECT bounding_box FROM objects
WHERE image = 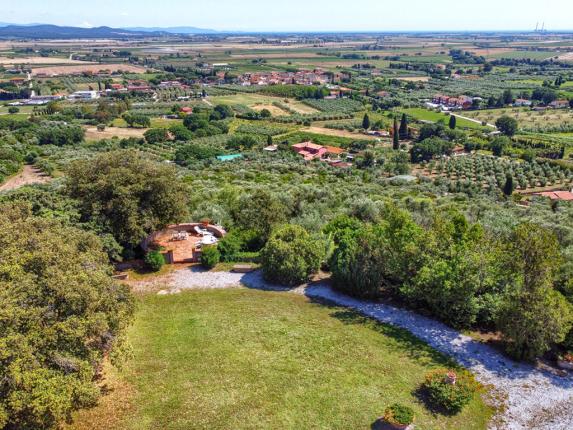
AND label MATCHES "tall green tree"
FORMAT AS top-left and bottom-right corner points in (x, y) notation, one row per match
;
(66, 150), (189, 253)
(448, 115), (457, 130)
(497, 223), (573, 361)
(399, 113), (409, 139)
(362, 113), (370, 130)
(232, 189), (287, 246)
(0, 203), (134, 429)
(502, 89), (514, 105)
(392, 117), (399, 150)
(495, 115), (518, 137)
(503, 173), (515, 196)
(490, 136), (510, 157)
